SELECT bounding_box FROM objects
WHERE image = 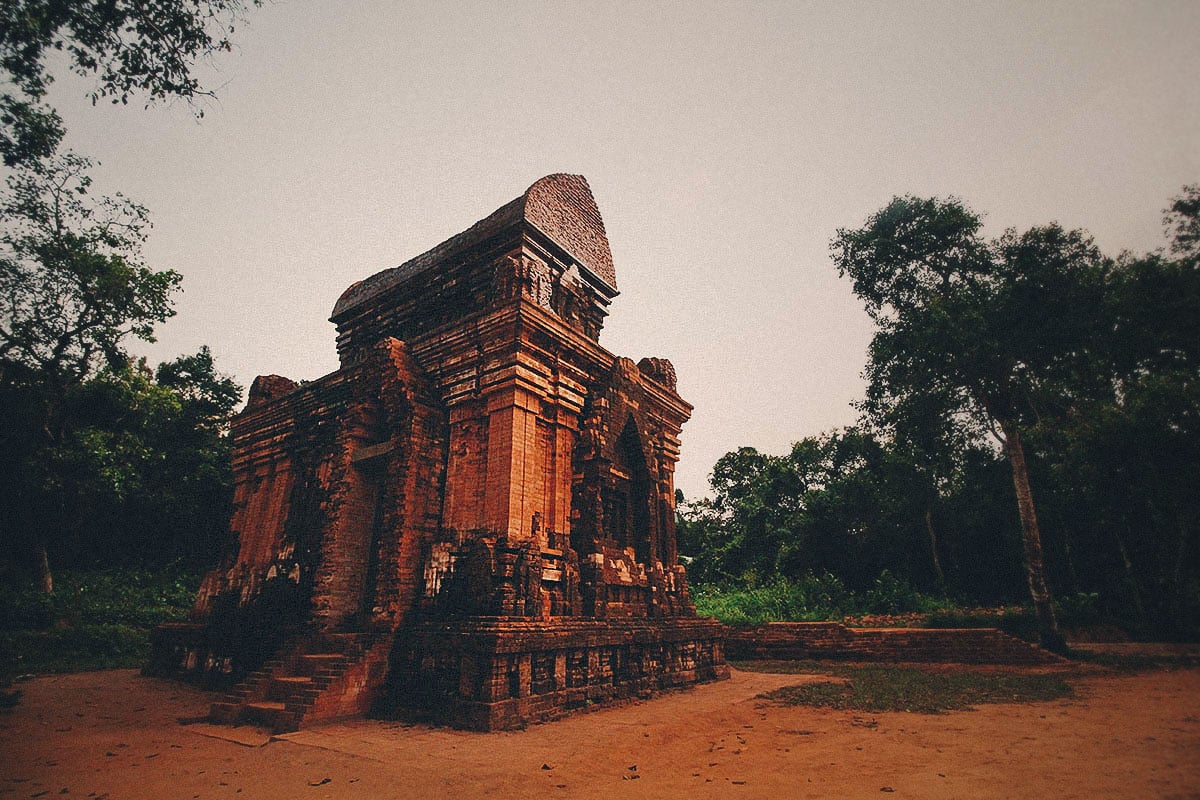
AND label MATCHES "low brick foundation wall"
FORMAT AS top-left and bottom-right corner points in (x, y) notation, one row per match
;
(145, 619), (296, 688)
(145, 621), (235, 686)
(381, 617), (730, 730)
(725, 622), (1063, 665)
